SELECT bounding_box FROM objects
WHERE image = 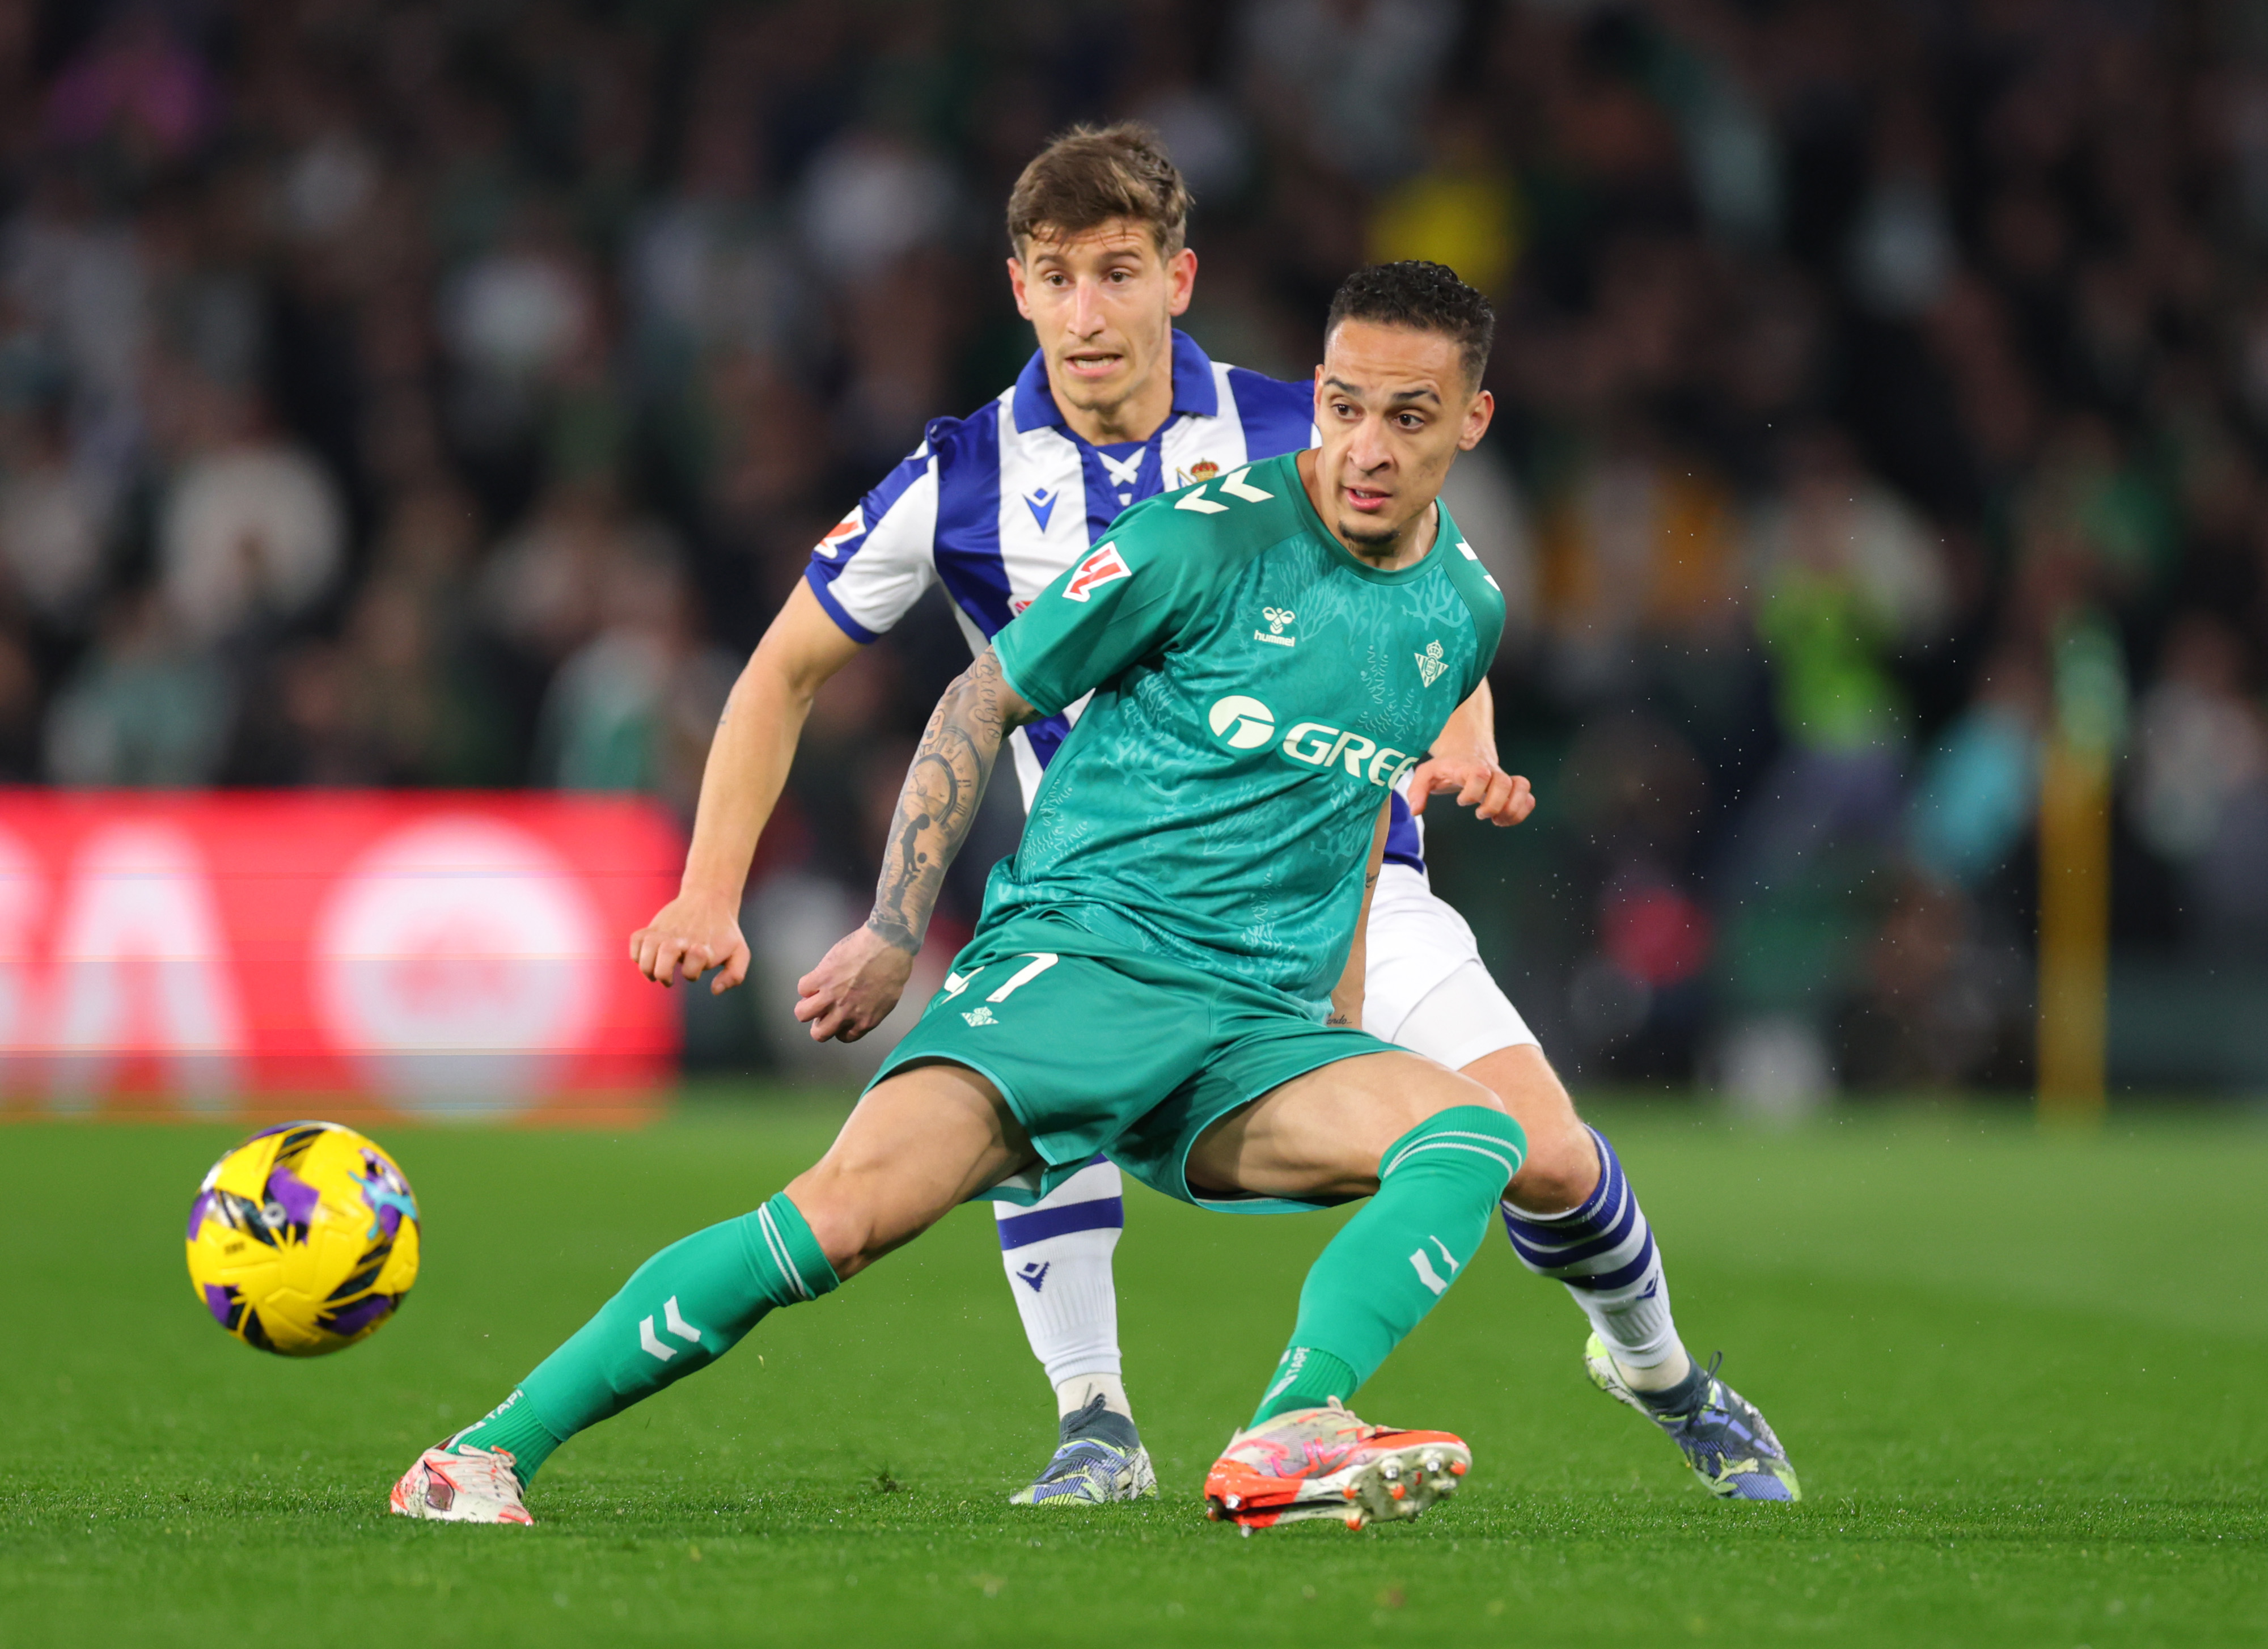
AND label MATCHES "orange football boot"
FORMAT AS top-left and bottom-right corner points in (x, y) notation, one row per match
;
(1203, 1397), (1471, 1532)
